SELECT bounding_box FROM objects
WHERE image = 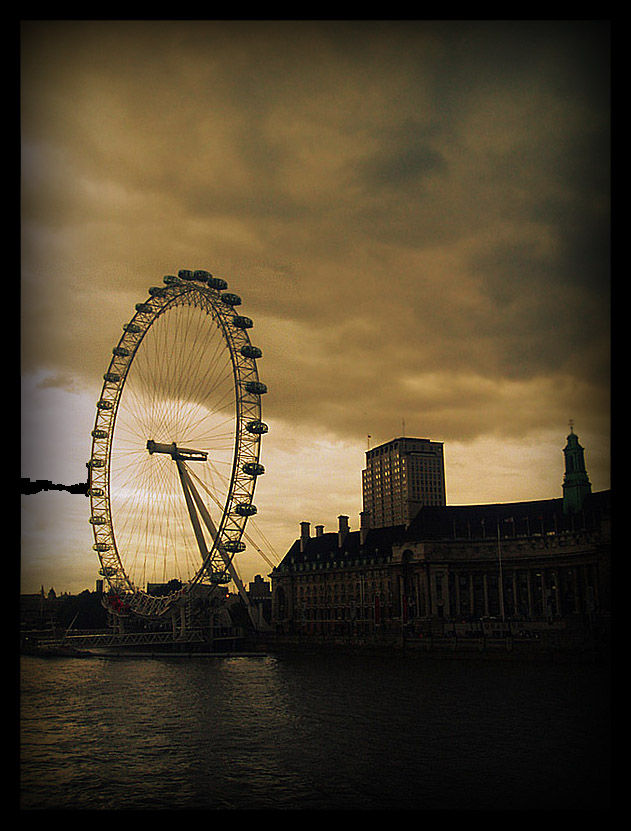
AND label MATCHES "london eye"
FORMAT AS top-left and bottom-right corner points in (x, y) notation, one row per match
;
(87, 269), (268, 619)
